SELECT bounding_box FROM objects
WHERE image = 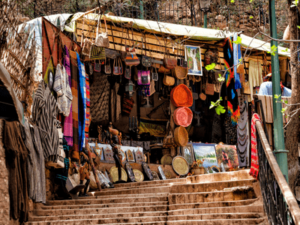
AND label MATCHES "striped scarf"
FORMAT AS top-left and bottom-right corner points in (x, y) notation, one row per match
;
(250, 113), (261, 180)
